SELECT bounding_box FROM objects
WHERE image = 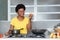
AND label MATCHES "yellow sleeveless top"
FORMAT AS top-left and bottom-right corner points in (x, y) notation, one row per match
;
(10, 16), (29, 34)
